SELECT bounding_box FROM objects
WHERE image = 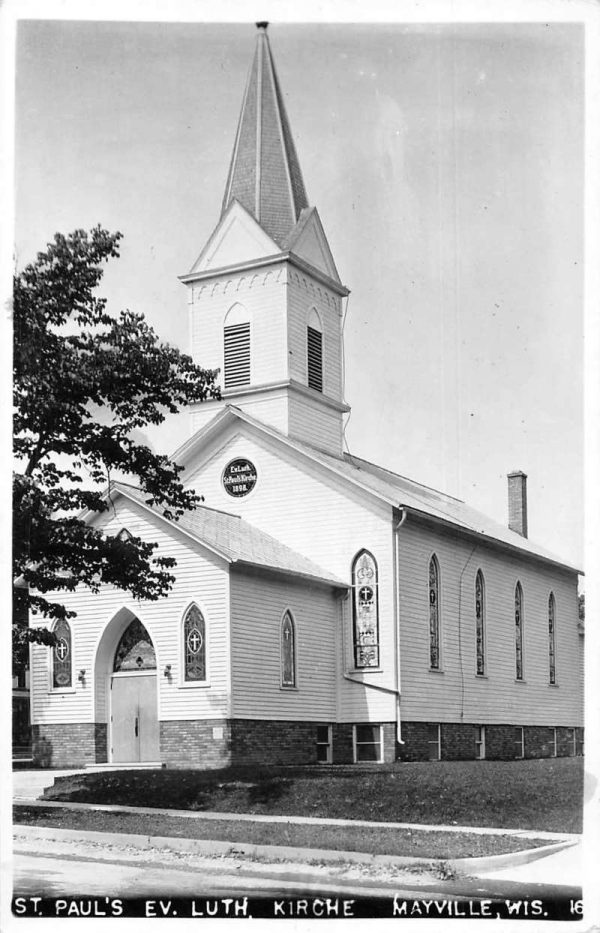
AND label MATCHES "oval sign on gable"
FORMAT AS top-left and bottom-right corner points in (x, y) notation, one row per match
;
(222, 458), (257, 497)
